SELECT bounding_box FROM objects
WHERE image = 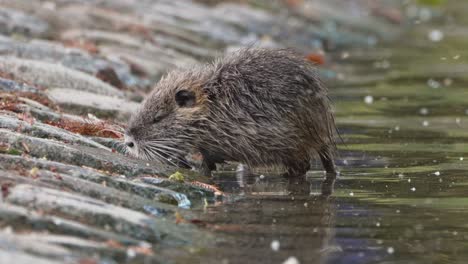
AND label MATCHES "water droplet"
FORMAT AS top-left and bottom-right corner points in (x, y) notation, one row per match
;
(428, 29), (444, 42)
(364, 95), (374, 104)
(283, 257), (300, 264)
(444, 78), (453, 86)
(381, 60), (390, 69)
(387, 247), (395, 254)
(271, 240), (280, 251)
(127, 249), (136, 258)
(419, 108), (429, 115)
(427, 79), (441, 89)
(374, 60), (391, 69)
(341, 52), (350, 59)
